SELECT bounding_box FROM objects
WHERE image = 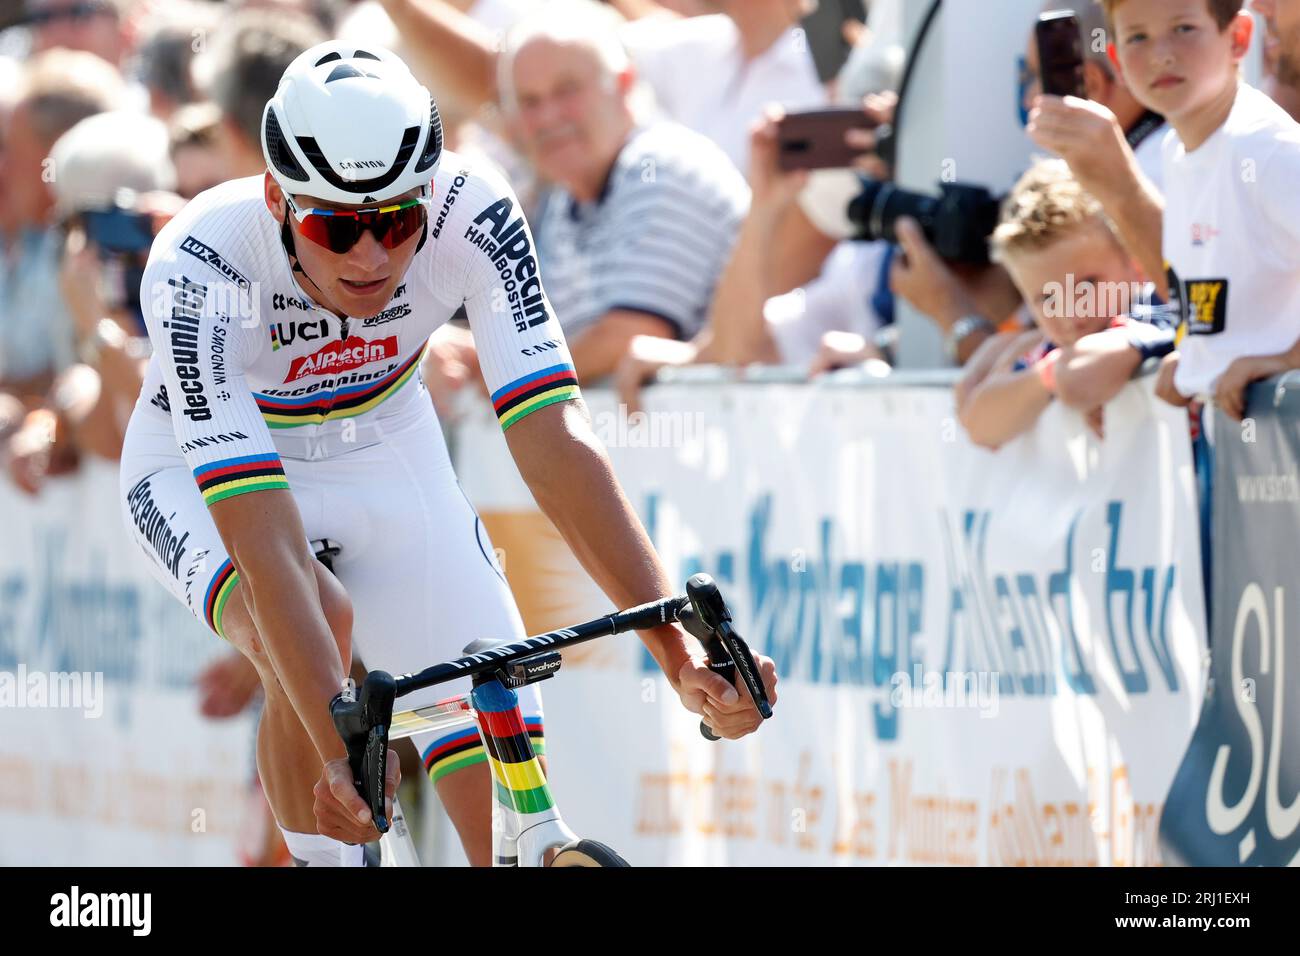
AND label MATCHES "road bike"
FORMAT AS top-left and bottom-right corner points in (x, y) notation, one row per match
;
(330, 573), (771, 867)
